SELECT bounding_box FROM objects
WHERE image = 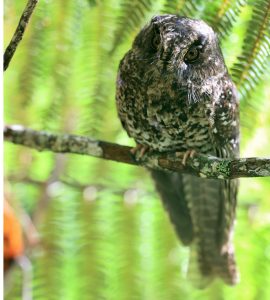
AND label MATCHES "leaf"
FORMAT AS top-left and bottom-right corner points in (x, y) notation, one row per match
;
(162, 0), (186, 14)
(111, 0), (156, 53)
(203, 0), (247, 40)
(231, 0), (270, 101)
